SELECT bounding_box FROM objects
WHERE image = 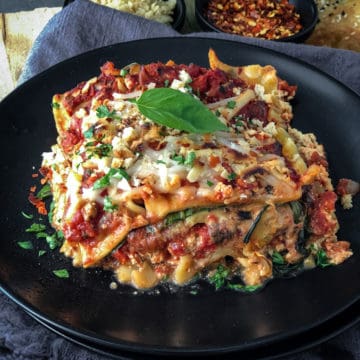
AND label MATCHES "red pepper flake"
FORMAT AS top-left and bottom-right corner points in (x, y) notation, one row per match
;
(32, 173), (39, 178)
(30, 186), (37, 193)
(205, 0), (303, 40)
(28, 192), (47, 215)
